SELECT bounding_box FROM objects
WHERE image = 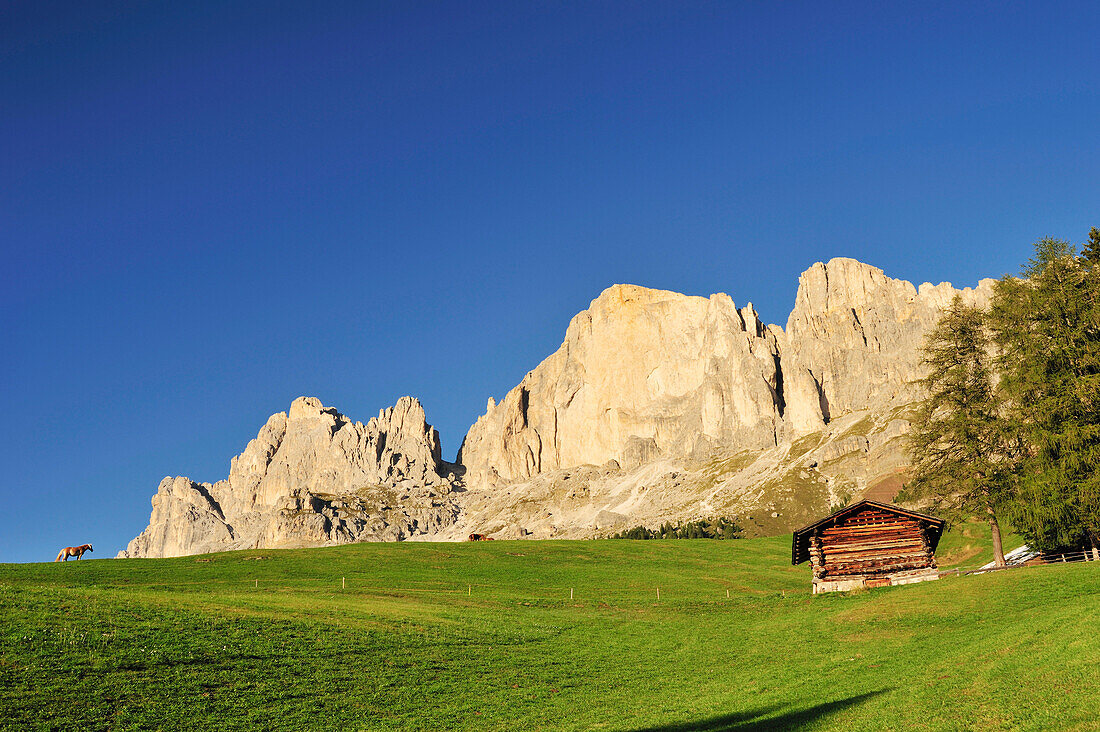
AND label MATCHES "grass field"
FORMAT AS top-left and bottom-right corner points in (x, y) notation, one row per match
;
(1, 526), (1098, 731)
